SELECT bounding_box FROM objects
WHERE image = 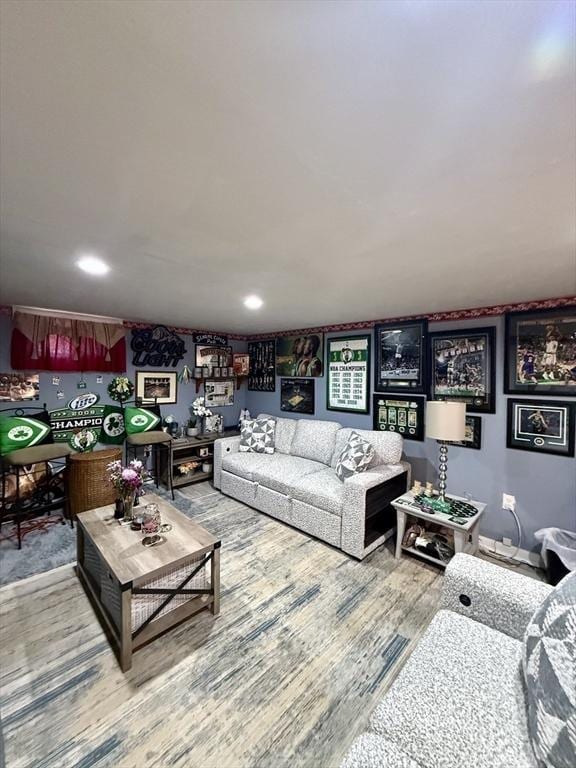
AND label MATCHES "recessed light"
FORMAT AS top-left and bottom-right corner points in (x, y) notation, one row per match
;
(244, 295), (263, 310)
(76, 254), (110, 276)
